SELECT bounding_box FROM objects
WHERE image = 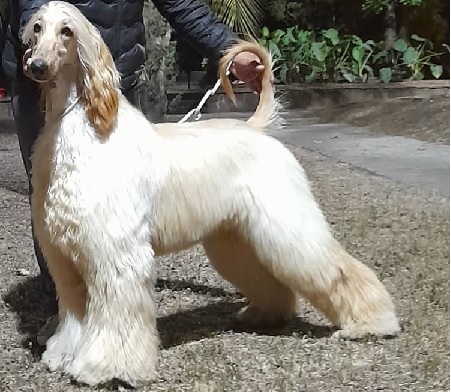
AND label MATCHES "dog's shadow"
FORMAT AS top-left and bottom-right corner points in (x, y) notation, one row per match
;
(3, 276), (336, 357)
